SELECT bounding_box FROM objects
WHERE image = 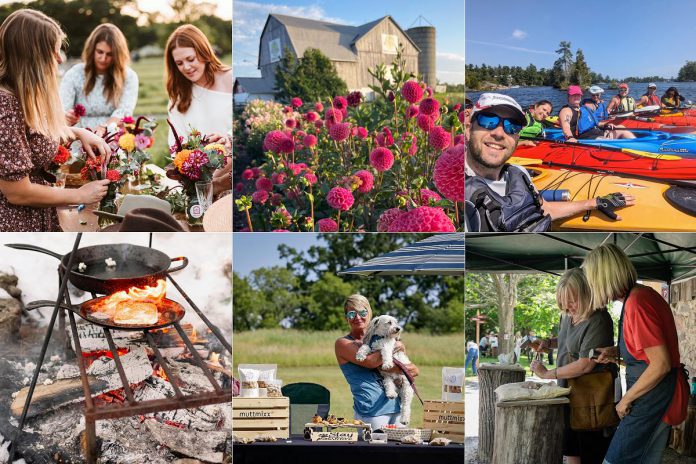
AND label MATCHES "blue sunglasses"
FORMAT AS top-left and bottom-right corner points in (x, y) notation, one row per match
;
(474, 112), (523, 135)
